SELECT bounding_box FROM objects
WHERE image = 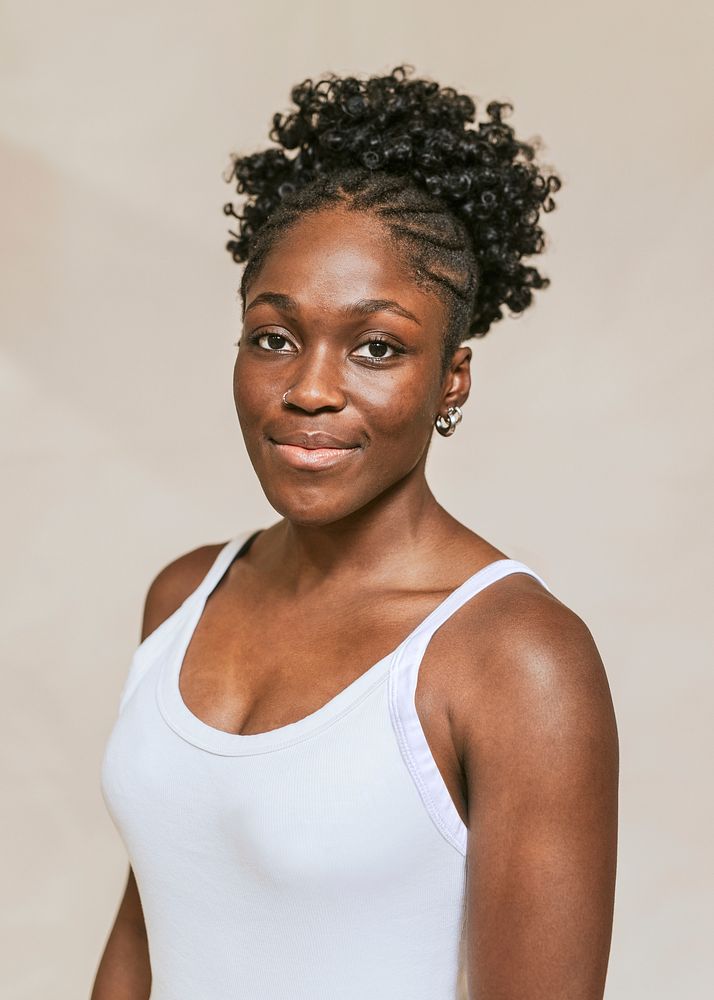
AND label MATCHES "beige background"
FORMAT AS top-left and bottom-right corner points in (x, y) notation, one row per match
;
(2, 1), (712, 996)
